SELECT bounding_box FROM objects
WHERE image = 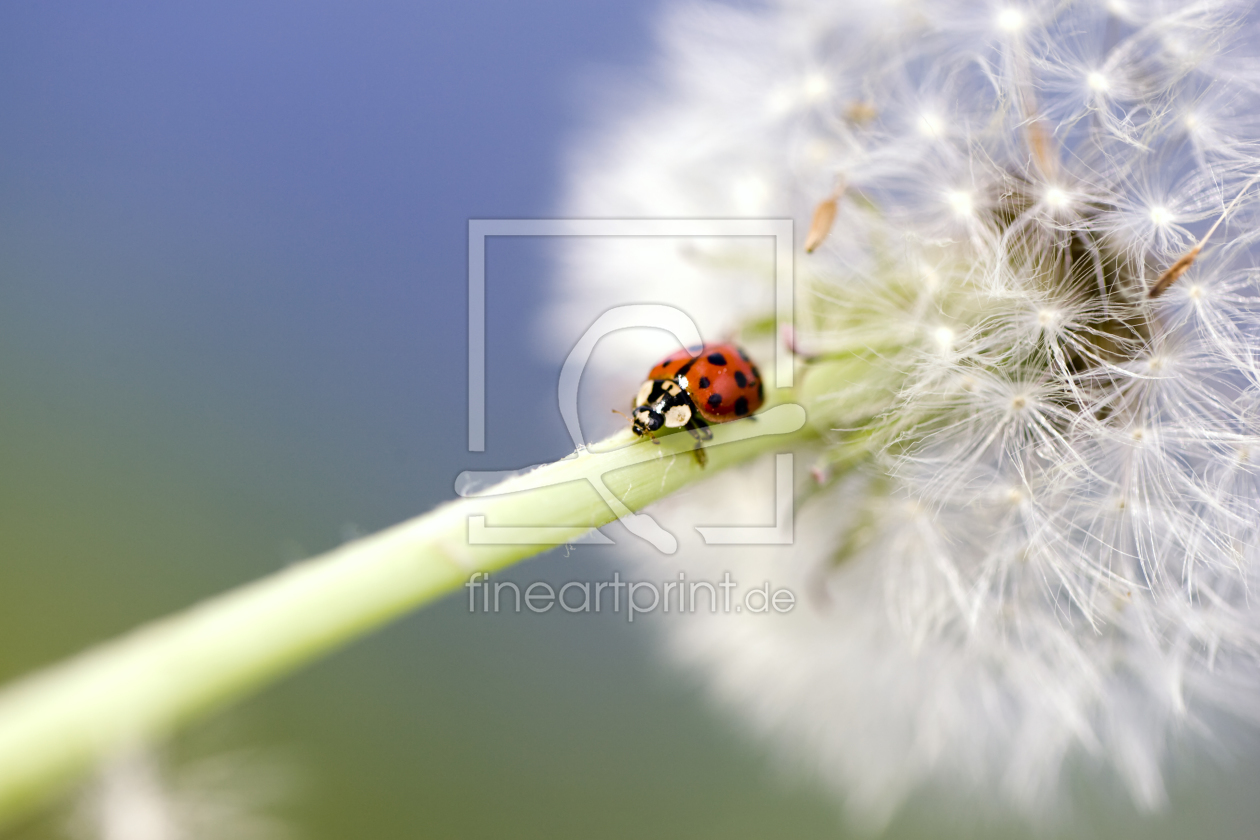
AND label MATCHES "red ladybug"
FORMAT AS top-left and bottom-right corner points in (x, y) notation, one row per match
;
(627, 342), (764, 466)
